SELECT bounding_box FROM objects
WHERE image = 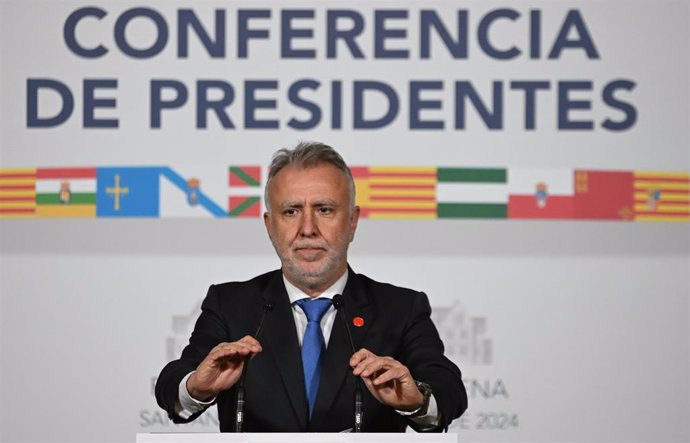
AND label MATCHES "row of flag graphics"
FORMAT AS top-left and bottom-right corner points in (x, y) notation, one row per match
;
(1, 166), (688, 222)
